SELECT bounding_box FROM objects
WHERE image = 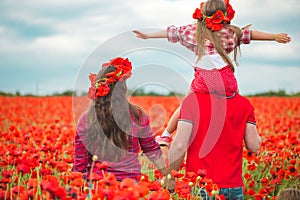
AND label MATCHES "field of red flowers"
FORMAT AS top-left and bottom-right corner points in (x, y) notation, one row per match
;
(0, 96), (299, 200)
